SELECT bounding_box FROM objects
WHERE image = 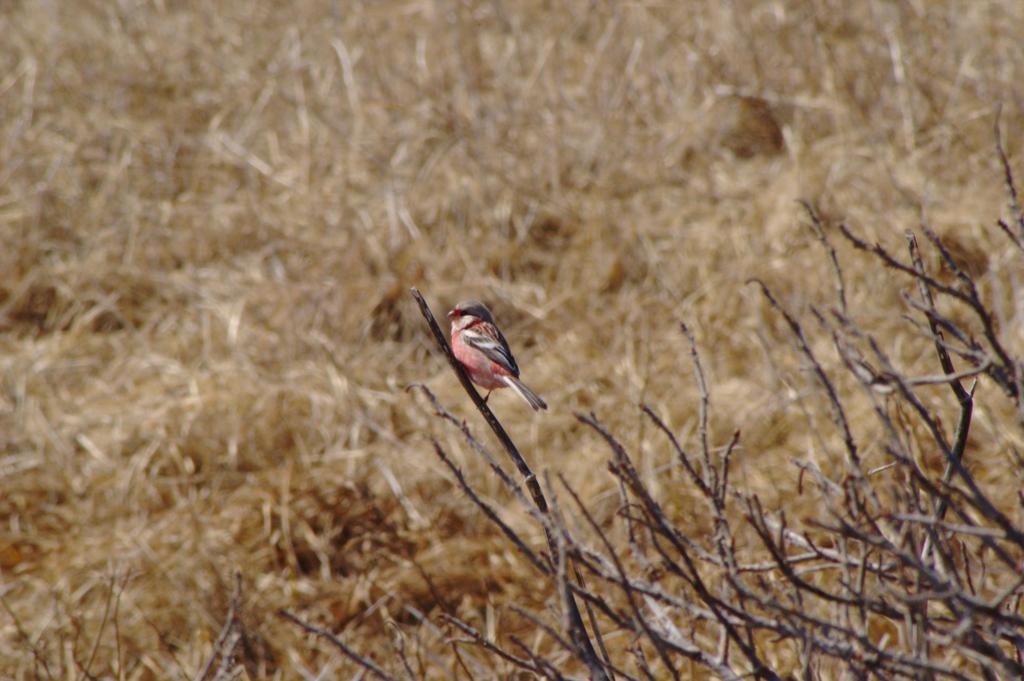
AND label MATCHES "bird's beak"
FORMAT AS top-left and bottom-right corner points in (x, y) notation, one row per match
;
(446, 309), (457, 320)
